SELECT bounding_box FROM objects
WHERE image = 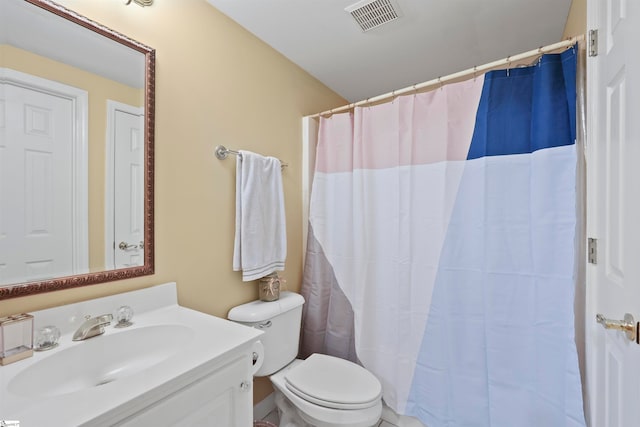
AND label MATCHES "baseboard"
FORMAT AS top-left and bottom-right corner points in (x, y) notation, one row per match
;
(254, 392), (276, 420)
